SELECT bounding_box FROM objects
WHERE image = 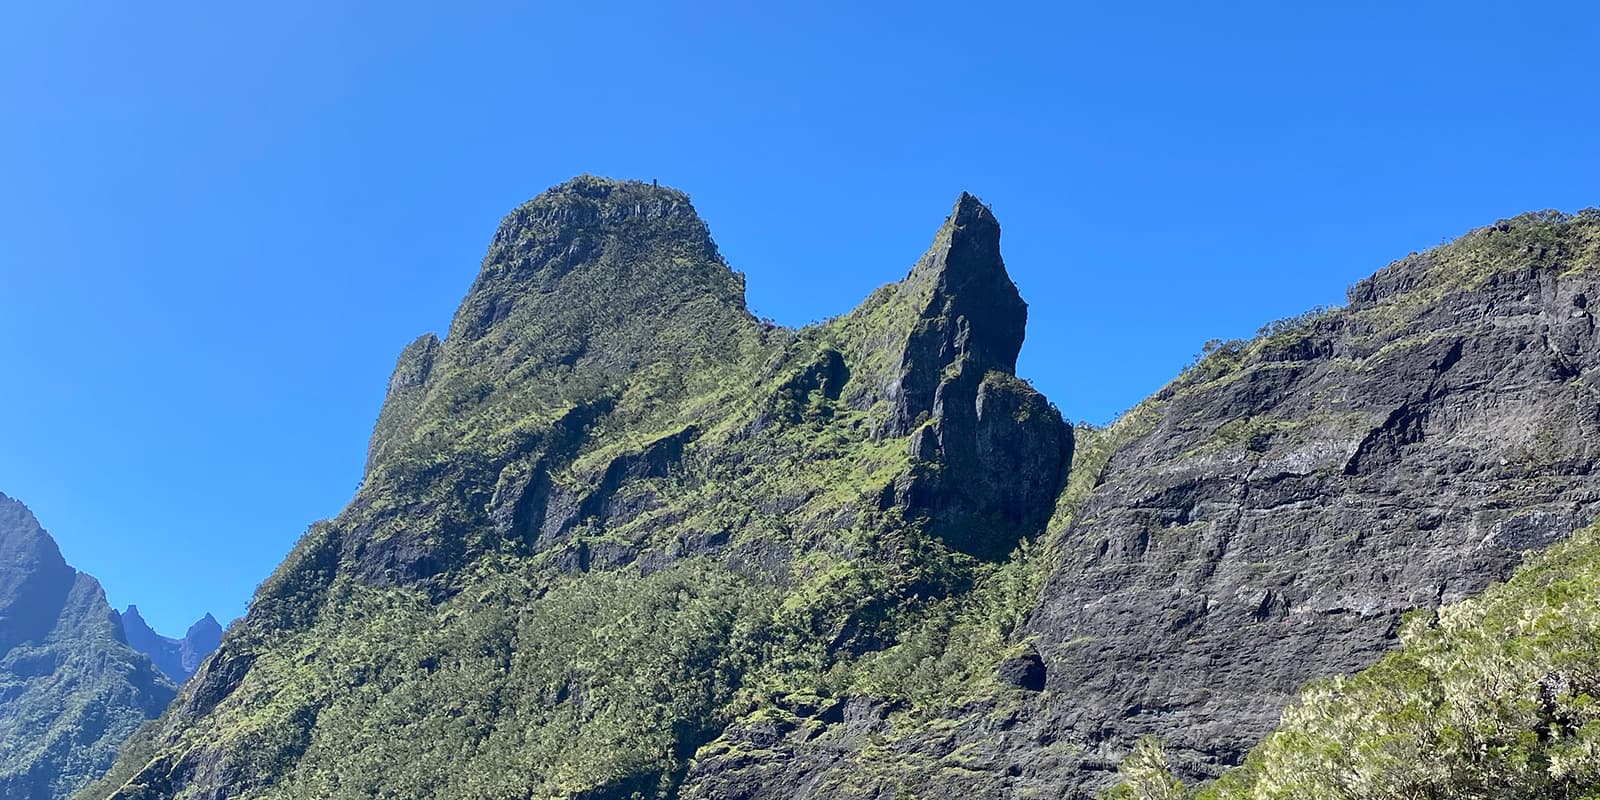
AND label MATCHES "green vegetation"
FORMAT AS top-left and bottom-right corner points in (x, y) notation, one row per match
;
(1108, 519), (1600, 800)
(84, 179), (1069, 800)
(1342, 209), (1600, 352)
(85, 181), (1600, 800)
(0, 496), (176, 800)
(1107, 739), (1190, 800)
